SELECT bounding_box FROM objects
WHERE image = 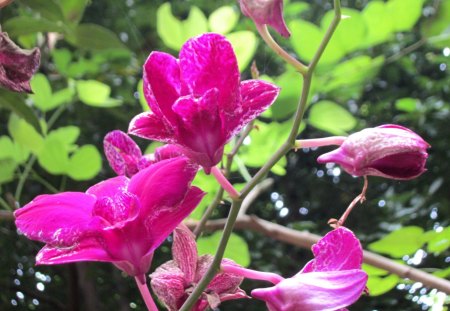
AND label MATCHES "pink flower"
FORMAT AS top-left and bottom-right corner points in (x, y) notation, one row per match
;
(103, 130), (184, 177)
(239, 0), (291, 37)
(317, 124), (430, 180)
(150, 225), (247, 311)
(14, 158), (204, 281)
(252, 227), (367, 311)
(128, 33), (280, 173)
(0, 32), (40, 93)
